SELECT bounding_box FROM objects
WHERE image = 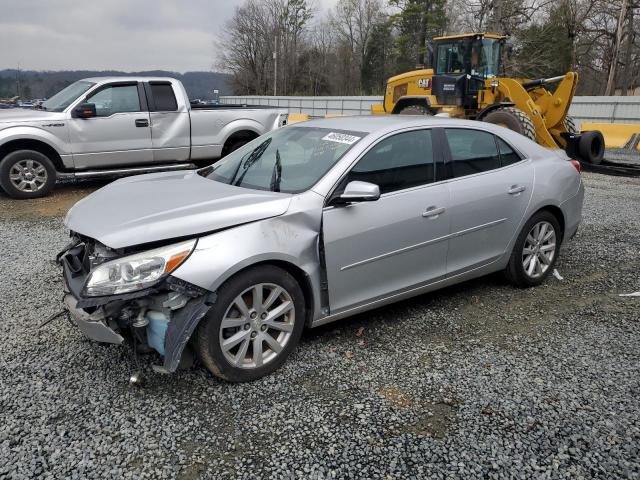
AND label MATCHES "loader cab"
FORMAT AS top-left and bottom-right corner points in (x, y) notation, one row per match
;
(431, 33), (505, 109)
